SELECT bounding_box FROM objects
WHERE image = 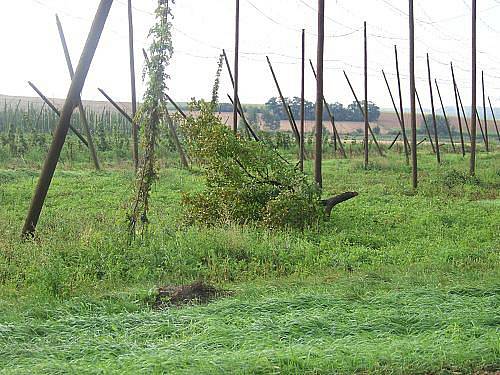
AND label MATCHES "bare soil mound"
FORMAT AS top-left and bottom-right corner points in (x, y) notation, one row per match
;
(153, 281), (231, 308)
